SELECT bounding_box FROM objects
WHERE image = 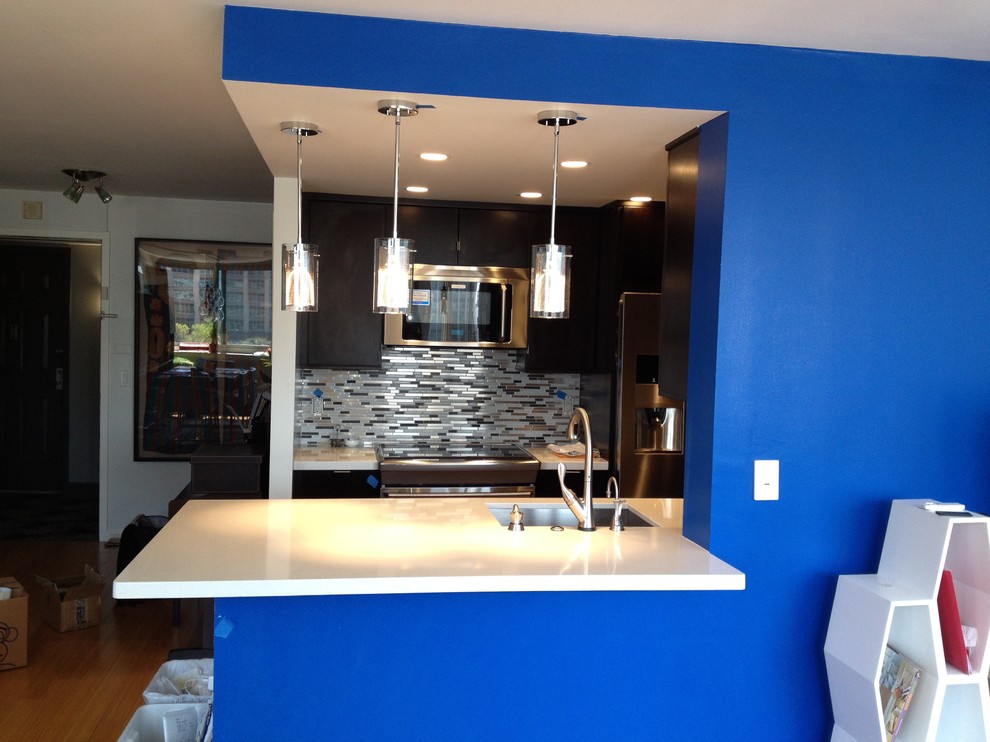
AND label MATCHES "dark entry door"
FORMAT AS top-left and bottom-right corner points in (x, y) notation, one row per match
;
(0, 246), (70, 492)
